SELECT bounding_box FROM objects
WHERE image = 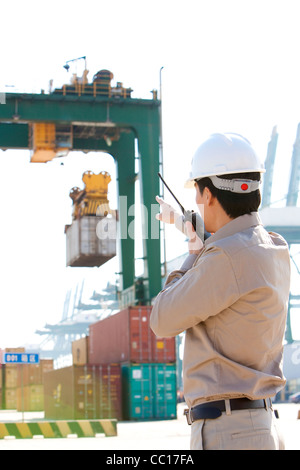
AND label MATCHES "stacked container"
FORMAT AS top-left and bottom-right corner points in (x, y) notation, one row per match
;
(0, 365), (2, 410)
(121, 362), (177, 421)
(89, 306), (177, 421)
(16, 359), (54, 412)
(43, 306), (177, 421)
(0, 349), (53, 411)
(4, 366), (18, 409)
(72, 337), (89, 366)
(44, 364), (122, 420)
(89, 306), (175, 364)
(1, 348), (25, 410)
(0, 350), (2, 409)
